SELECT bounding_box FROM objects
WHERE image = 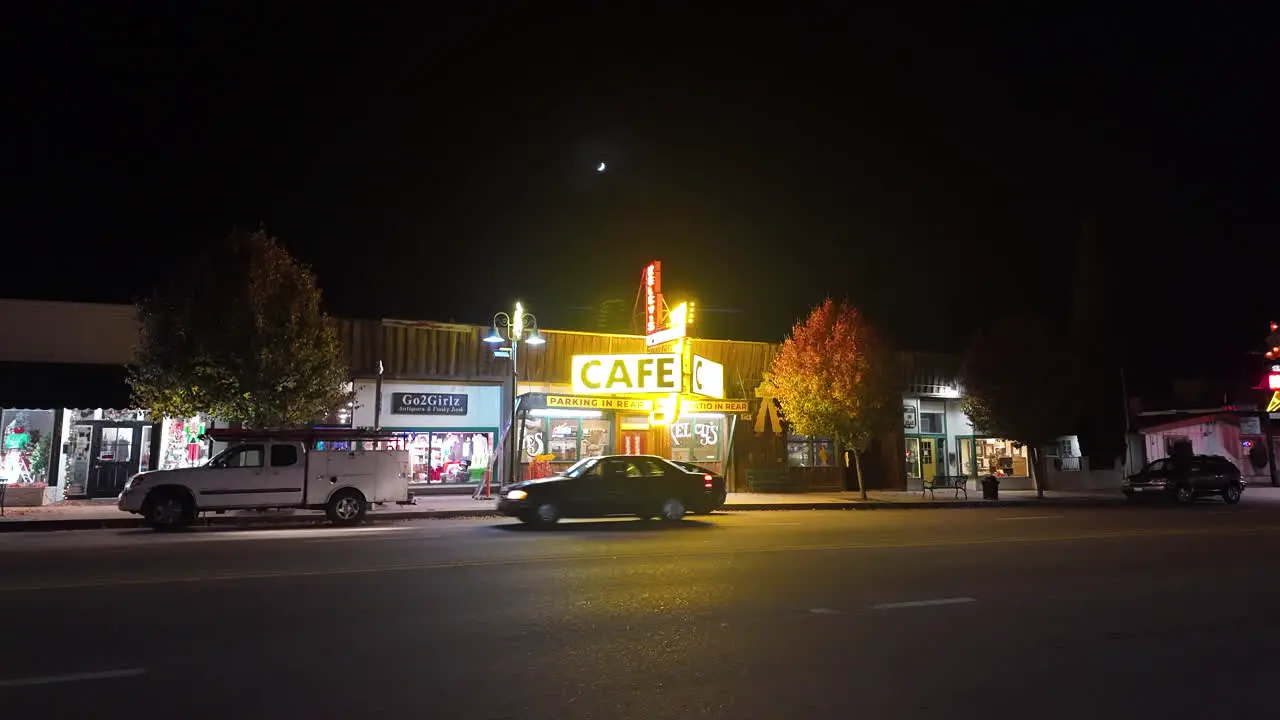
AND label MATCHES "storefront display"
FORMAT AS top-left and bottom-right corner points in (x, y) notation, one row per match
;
(159, 415), (211, 470)
(0, 408), (55, 485)
(788, 432), (835, 468)
(404, 431), (491, 484)
(974, 437), (1029, 477)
